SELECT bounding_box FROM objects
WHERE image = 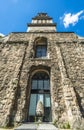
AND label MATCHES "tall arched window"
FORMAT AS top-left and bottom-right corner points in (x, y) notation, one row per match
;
(34, 37), (47, 58)
(29, 71), (51, 122)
